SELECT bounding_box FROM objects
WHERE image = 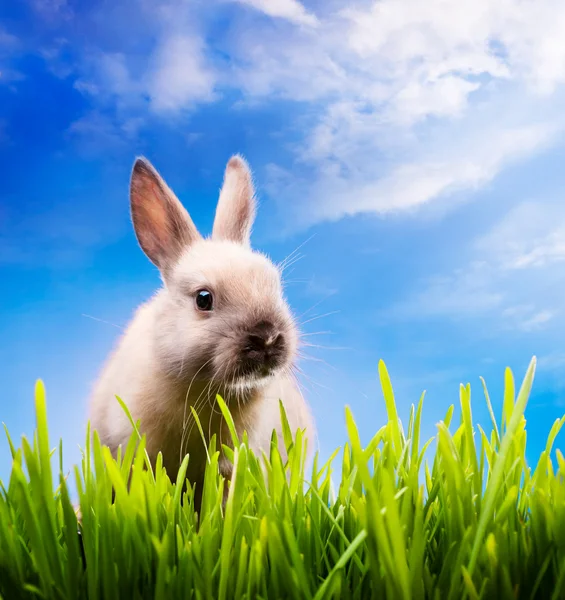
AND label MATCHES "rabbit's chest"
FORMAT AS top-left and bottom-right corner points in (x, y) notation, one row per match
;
(142, 384), (258, 483)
